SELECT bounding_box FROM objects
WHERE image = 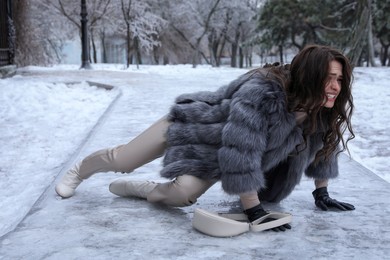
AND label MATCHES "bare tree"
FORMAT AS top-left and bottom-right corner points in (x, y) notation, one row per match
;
(44, 0), (112, 63)
(168, 0), (222, 67)
(372, 0), (390, 66)
(346, 0), (377, 67)
(120, 0), (166, 68)
(143, 0), (192, 65)
(366, 0), (376, 67)
(88, 0), (112, 63)
(206, 2), (234, 67)
(222, 0), (258, 68)
(13, 0), (73, 66)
